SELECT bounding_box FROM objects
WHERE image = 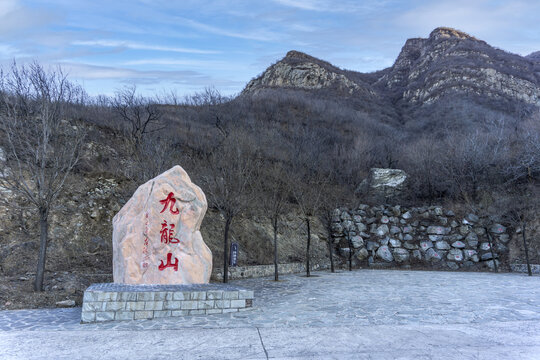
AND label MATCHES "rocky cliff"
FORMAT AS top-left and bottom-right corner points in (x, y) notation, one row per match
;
(244, 27), (540, 122)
